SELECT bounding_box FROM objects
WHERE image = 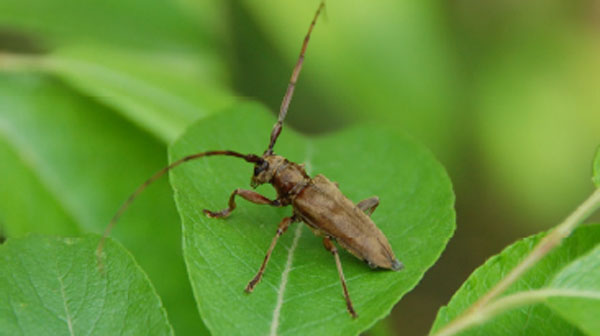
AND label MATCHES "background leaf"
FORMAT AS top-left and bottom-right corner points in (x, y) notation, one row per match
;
(0, 132), (79, 237)
(0, 234), (173, 335)
(0, 0), (211, 50)
(546, 244), (600, 336)
(43, 46), (234, 143)
(169, 103), (455, 335)
(0, 46), (233, 143)
(0, 73), (205, 335)
(430, 225), (600, 335)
